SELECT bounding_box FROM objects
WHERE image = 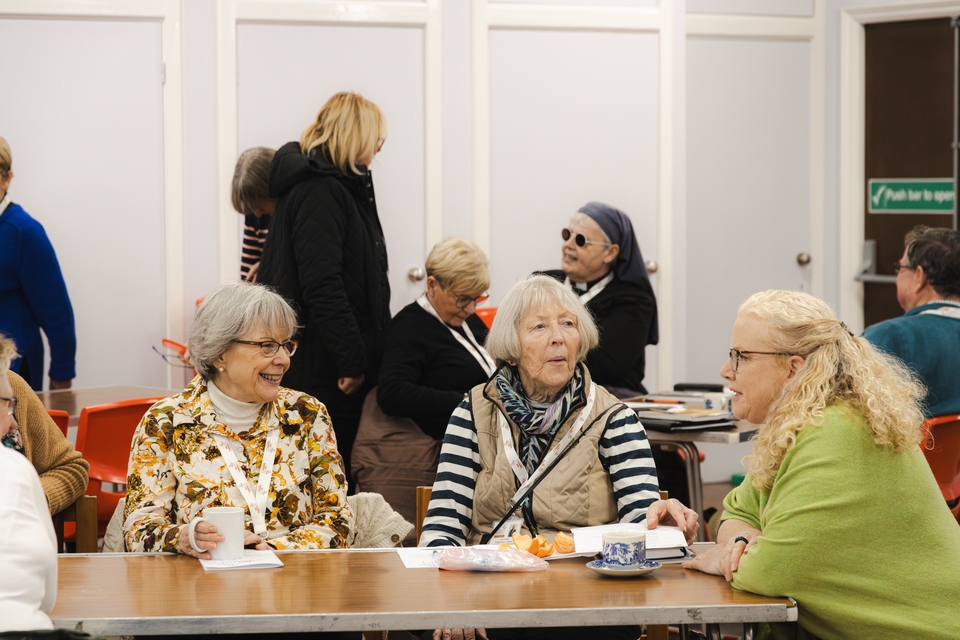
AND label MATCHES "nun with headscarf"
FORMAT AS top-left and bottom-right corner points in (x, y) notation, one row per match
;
(542, 201), (658, 397)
